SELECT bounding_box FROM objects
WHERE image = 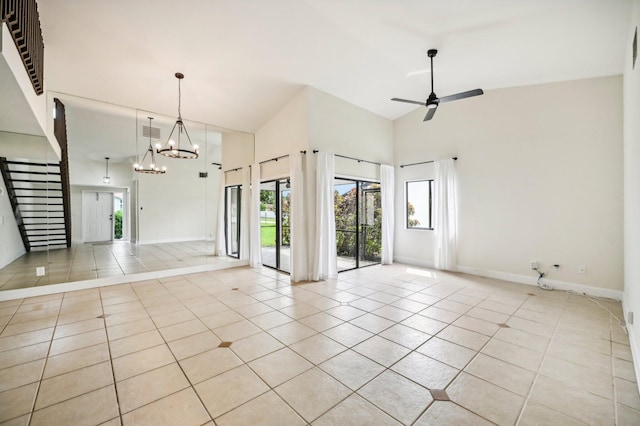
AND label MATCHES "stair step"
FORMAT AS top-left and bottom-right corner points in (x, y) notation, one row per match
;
(9, 179), (62, 184)
(5, 160), (60, 168)
(15, 195), (63, 199)
(8, 170), (61, 176)
(30, 242), (67, 248)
